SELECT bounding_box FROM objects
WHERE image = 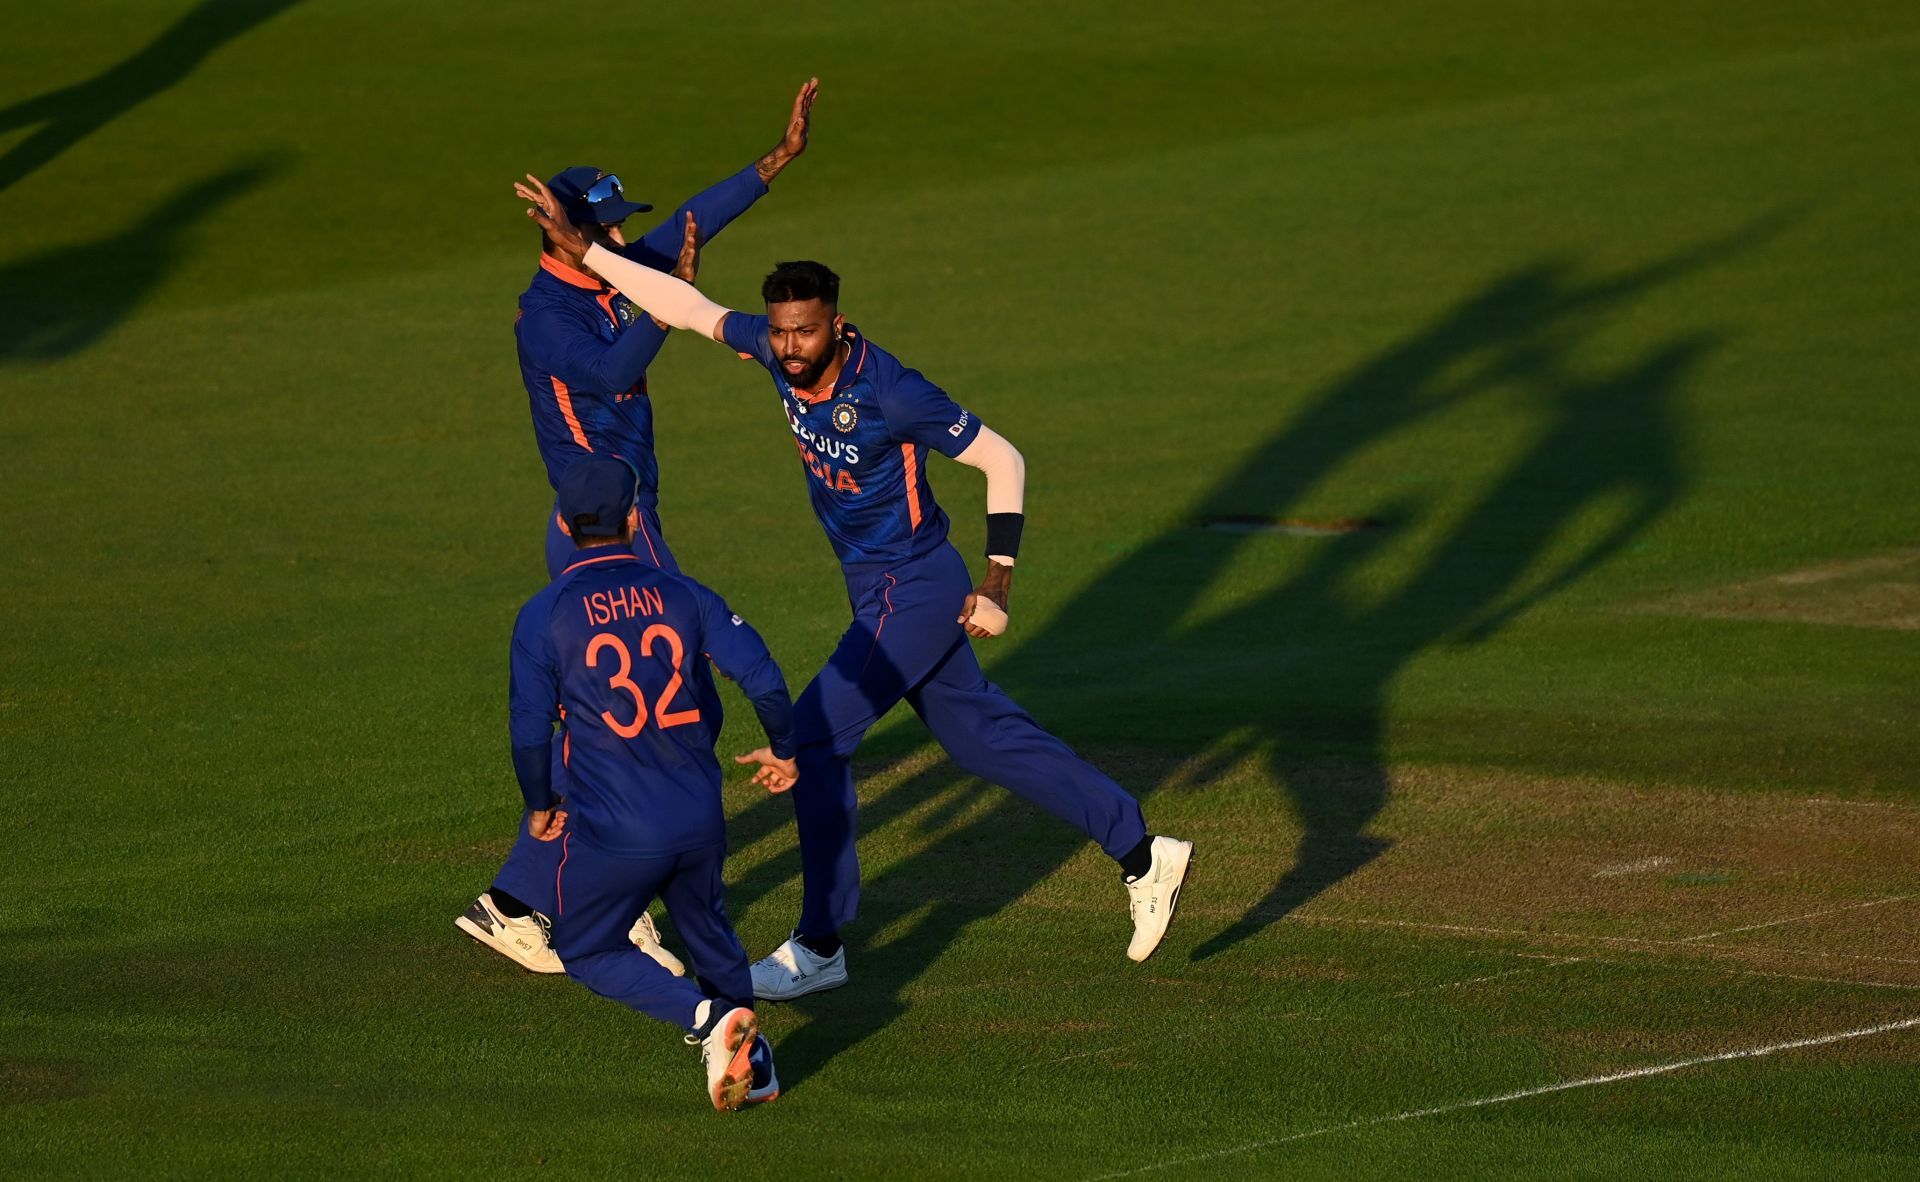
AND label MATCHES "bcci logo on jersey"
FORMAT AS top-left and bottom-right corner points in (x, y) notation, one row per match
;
(832, 404), (858, 433)
(614, 296), (639, 326)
